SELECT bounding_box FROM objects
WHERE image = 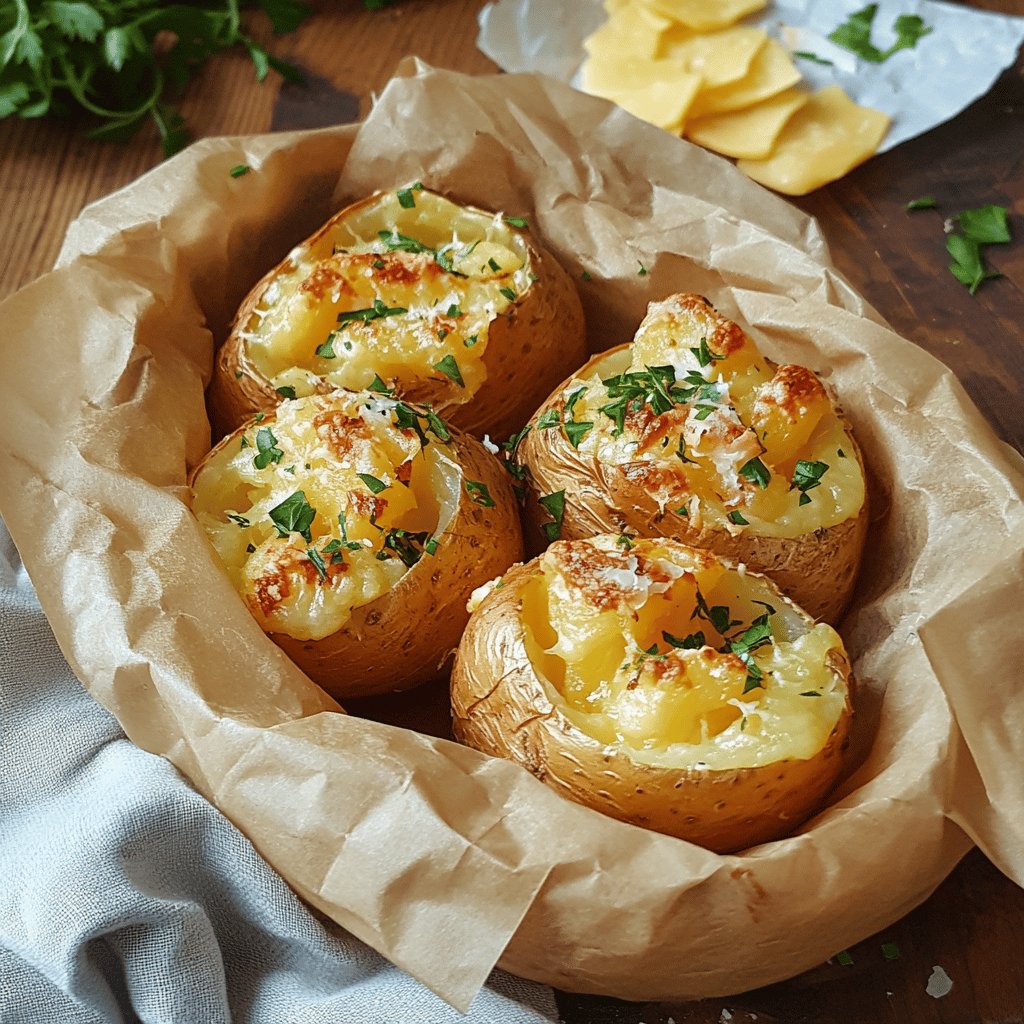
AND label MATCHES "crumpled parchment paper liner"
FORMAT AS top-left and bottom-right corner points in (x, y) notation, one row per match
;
(1, 59), (1022, 1009)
